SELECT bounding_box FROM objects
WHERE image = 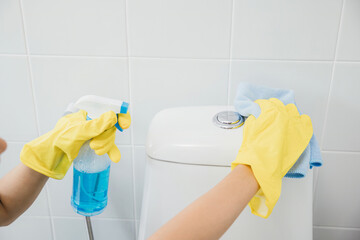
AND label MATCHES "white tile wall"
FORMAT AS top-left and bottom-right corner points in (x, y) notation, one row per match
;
(0, 56), (38, 141)
(0, 216), (53, 239)
(0, 0), (26, 54)
(0, 0), (359, 239)
(91, 218), (136, 240)
(130, 58), (229, 144)
(337, 0), (360, 61)
(322, 63), (360, 151)
(53, 218), (88, 240)
(127, 0), (233, 58)
(231, 0), (343, 60)
(21, 0), (128, 56)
